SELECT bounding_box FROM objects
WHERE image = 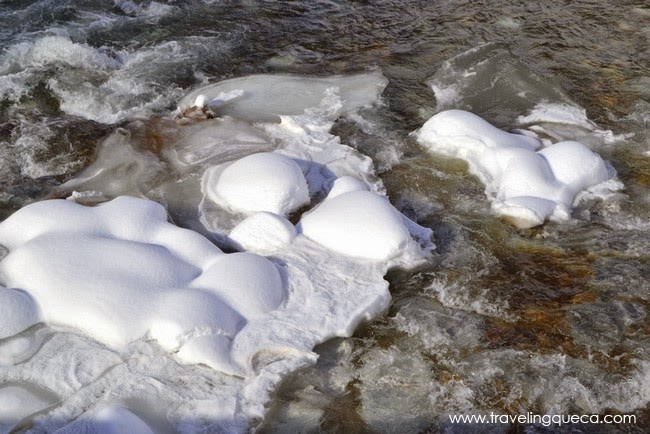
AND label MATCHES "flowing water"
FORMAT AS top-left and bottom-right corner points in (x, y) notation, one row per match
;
(0, 0), (649, 432)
